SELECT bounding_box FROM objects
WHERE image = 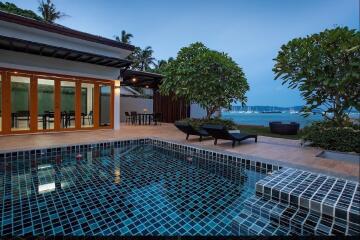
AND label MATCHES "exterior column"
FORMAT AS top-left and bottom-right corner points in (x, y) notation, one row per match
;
(114, 79), (121, 130)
